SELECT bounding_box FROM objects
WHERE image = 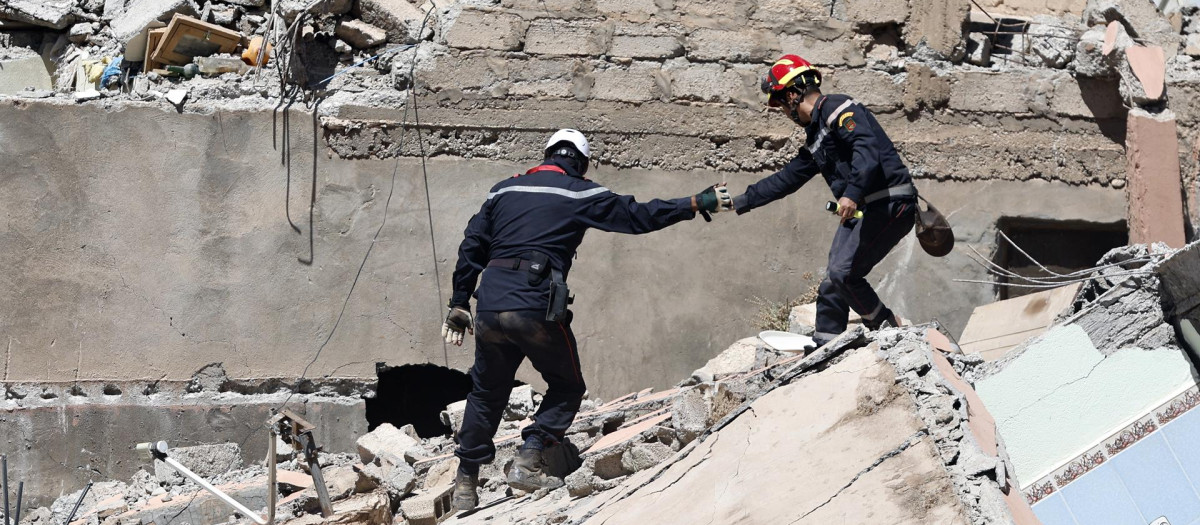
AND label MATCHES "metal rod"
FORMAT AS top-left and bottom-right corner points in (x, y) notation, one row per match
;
(298, 434), (333, 518)
(3, 454), (9, 525)
(161, 457), (267, 525)
(267, 431), (277, 525)
(63, 482), (91, 525)
(13, 482), (21, 525)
